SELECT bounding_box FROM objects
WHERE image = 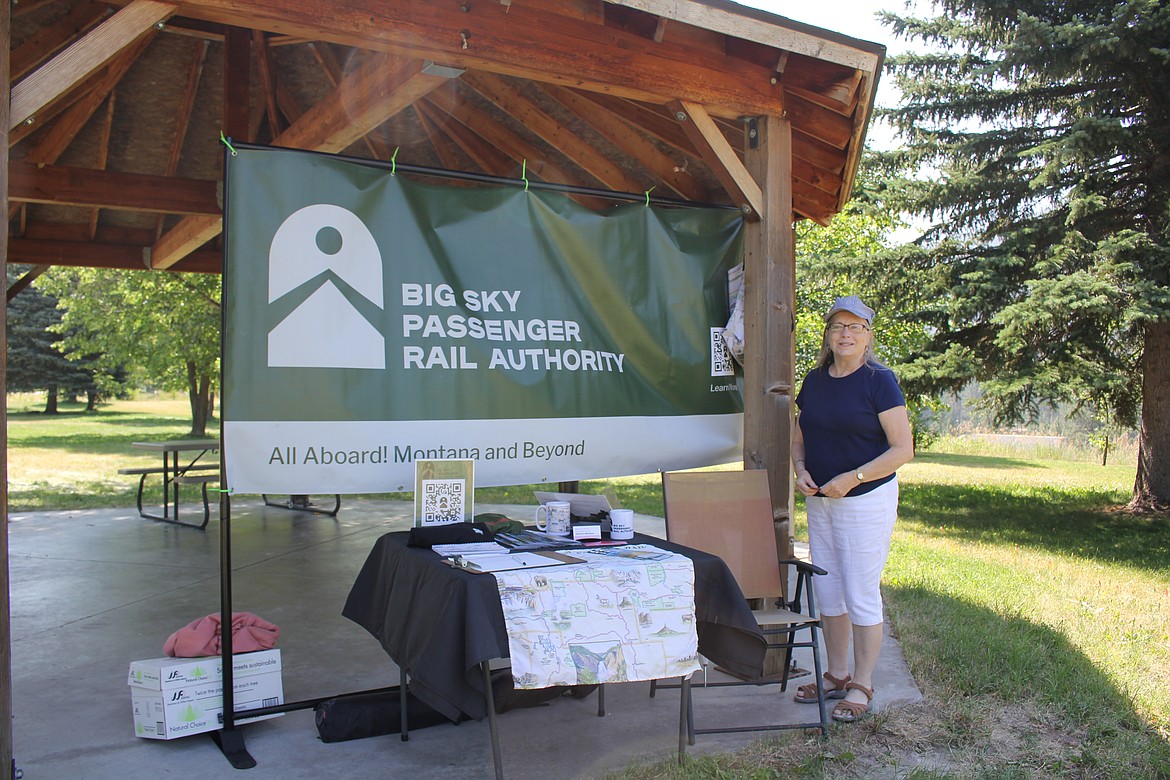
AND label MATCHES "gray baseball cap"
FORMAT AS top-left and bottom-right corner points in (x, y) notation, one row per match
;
(824, 295), (875, 324)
